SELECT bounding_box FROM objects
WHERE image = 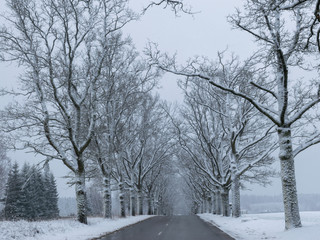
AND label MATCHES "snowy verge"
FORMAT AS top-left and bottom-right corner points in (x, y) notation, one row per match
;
(0, 215), (154, 240)
(198, 212), (320, 240)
